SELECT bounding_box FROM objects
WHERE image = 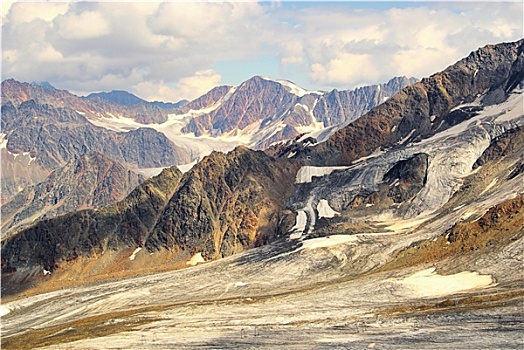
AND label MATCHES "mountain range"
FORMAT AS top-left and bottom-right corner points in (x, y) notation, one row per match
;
(2, 38), (522, 285)
(1, 39), (523, 350)
(0, 75), (414, 236)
